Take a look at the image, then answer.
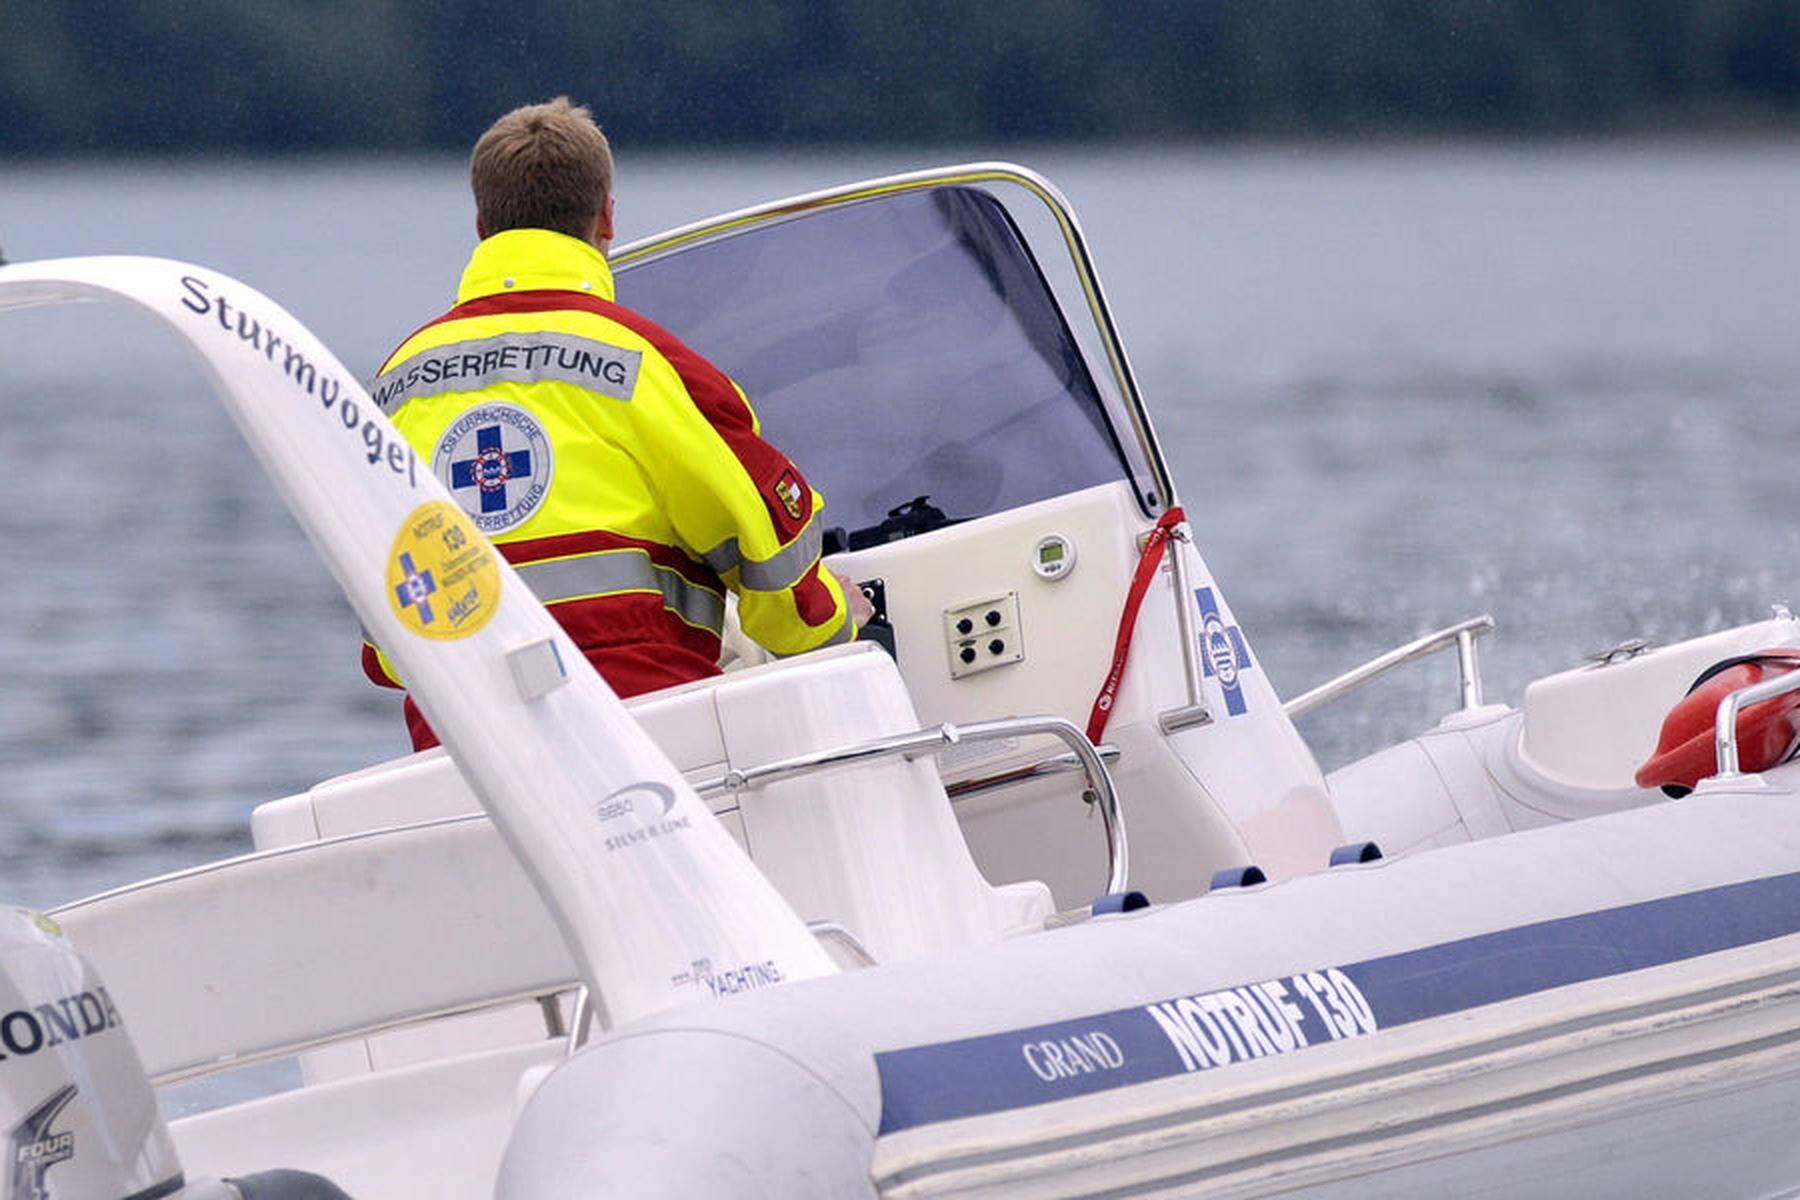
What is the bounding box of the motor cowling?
[0,906,182,1200]
[1635,650,1800,797]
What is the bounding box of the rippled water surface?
[3,144,1798,906]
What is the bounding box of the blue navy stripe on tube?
[875,870,1800,1135]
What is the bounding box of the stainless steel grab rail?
[806,920,878,970]
[694,716,1128,898]
[944,743,1119,800]
[1159,523,1214,734]
[1712,668,1800,779]
[1283,615,1496,720]
[566,986,593,1056]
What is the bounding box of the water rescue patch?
[433,403,554,534]
[387,501,500,641]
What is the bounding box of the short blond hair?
[470,97,613,240]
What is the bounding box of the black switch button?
[988,639,1006,655]
[985,609,1002,627]
[956,617,974,635]
[959,646,977,664]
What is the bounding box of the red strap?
[1086,507,1187,744]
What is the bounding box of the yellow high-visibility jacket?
[363,228,852,737]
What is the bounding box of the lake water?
[3,143,1798,907]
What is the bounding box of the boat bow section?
[500,783,1800,1199]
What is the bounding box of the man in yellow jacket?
[365,96,867,749]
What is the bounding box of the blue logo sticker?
[434,403,554,533]
[1195,587,1253,716]
[393,552,438,626]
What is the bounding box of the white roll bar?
[0,257,834,1032]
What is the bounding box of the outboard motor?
[0,908,350,1200]
[0,906,181,1200]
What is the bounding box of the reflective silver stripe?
[514,549,725,634]
[773,616,857,658]
[700,540,738,575]
[702,520,824,592]
[371,331,644,414]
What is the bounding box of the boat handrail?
[1283,615,1496,720]
[943,743,1120,800]
[1160,522,1215,734]
[1712,666,1800,779]
[693,716,1128,898]
[612,161,1176,517]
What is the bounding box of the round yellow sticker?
[387,501,501,640]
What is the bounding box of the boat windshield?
[616,186,1136,539]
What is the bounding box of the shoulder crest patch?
[773,468,805,523]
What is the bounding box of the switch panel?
[945,592,1023,679]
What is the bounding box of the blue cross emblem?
[1195,587,1254,717]
[394,552,438,625]
[450,424,534,515]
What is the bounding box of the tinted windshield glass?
[617,187,1132,534]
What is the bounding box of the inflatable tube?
[501,780,1800,1198]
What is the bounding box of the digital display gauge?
[1032,534,1076,581]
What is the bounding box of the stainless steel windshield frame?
[613,162,1177,517]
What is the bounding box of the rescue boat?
[4,164,1800,1199]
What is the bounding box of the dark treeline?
[2,0,1797,154]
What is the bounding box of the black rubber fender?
[226,1170,354,1200]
